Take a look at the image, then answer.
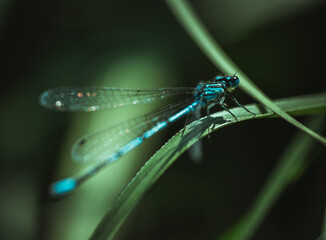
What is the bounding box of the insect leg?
[219,93,238,121]
[226,90,256,117]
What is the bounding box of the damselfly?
[40,75,255,197]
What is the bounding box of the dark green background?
[0,1,325,239]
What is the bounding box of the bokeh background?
[0,0,325,239]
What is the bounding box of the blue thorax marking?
[194,82,225,105]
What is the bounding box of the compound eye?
[230,76,240,88]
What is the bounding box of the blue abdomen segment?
[116,137,144,156]
[50,178,77,196]
[168,101,199,122]
[143,122,168,139]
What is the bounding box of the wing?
[39,87,194,112]
[71,97,194,162]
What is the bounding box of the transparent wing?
[72,97,195,162]
[39,87,194,112]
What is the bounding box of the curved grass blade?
[321,206,326,240]
[165,0,326,146]
[316,232,326,240]
[90,92,326,240]
[218,113,326,240]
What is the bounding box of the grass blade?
[165,0,326,146]
[218,114,326,240]
[90,93,326,240]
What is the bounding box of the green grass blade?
[165,0,326,146]
[90,93,326,240]
[218,114,326,240]
[321,206,326,240]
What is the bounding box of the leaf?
[165,0,326,146]
[218,114,326,240]
[90,93,326,240]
